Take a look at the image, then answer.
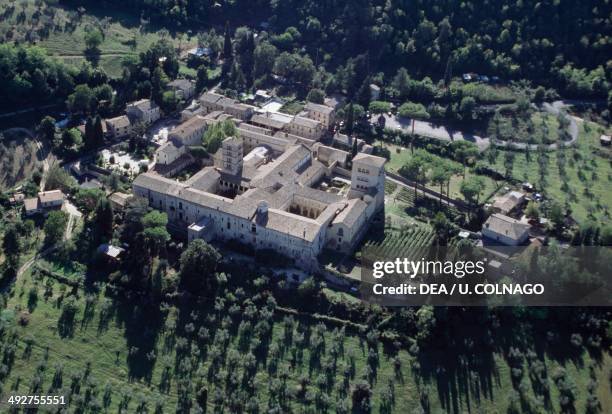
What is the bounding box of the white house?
[168,79,196,100]
[105,115,133,139]
[304,102,336,129]
[24,190,65,216]
[482,213,531,246]
[126,99,161,125]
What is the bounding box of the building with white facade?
[126,99,161,125]
[168,79,196,100]
[106,115,133,139]
[304,102,336,129]
[23,190,64,216]
[168,115,208,146]
[482,213,531,246]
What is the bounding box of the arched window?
[338,228,344,237]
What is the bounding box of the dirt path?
[0,104,60,119]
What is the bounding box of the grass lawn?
[279,101,305,115]
[383,143,501,203]
[492,120,611,224]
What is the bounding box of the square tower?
[350,152,387,209]
[219,136,243,175]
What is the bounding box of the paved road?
[380,114,491,151]
[376,100,579,151]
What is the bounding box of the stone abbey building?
[133,93,386,269]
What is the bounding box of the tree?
[74,188,105,215]
[160,90,179,113]
[196,65,208,93]
[3,225,21,271]
[141,211,170,256]
[93,115,105,147]
[93,199,114,243]
[179,239,221,292]
[292,55,315,87]
[67,84,95,114]
[356,78,371,109]
[44,211,68,246]
[450,141,479,176]
[32,68,50,98]
[503,151,516,178]
[399,157,426,199]
[345,102,355,136]
[61,128,82,150]
[549,202,564,233]
[432,212,453,245]
[369,101,391,114]
[84,117,95,150]
[534,86,546,103]
[37,116,56,142]
[460,176,484,206]
[525,202,540,220]
[351,380,372,413]
[306,88,325,104]
[45,165,77,193]
[459,96,477,120]
[221,21,233,78]
[84,29,103,51]
[222,21,233,60]
[398,102,430,120]
[253,42,278,79]
[430,162,451,204]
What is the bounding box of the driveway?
[62,201,82,240]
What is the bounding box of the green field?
[0,0,194,78]
[2,249,609,413]
[492,120,611,224]
[362,223,435,261]
[488,110,564,145]
[384,144,501,203]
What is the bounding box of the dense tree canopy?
[83,0,611,98]
[0,44,77,108]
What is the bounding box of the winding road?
[377,100,579,151]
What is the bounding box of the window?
[227,222,231,230]
[251,223,256,233]
[338,228,344,237]
[179,202,183,209]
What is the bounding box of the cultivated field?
[492,120,611,224]
[2,251,610,413]
[0,128,42,191]
[0,0,193,78]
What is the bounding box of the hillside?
[61,0,611,97]
[0,128,43,191]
